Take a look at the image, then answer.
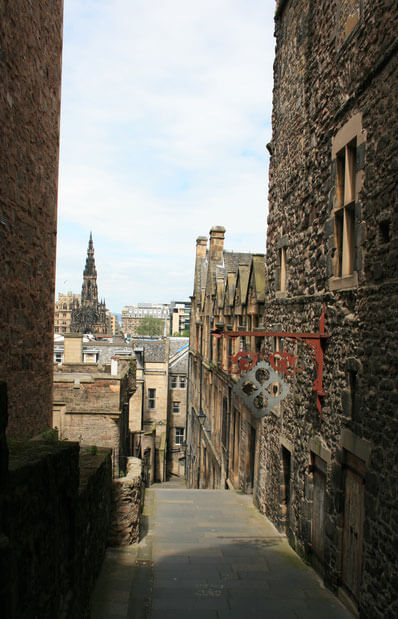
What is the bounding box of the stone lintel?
[341,429,372,466]
[309,436,332,464]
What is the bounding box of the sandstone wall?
[0,0,63,438]
[58,411,121,469]
[54,377,121,413]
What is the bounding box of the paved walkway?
[91,480,352,618]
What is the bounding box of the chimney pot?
[209,226,225,262]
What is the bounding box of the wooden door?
[233,410,240,487]
[342,452,365,602]
[312,455,327,573]
[280,447,291,531]
[246,425,256,493]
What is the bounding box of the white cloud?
[57,0,275,312]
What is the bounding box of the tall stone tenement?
[0,0,64,438]
[187,2,398,617]
[70,233,109,335]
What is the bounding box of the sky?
[56,0,276,314]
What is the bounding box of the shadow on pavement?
[91,536,353,619]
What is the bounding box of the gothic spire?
[70,232,108,335]
[83,231,97,278]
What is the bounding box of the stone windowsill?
[328,272,358,291]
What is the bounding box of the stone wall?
[262,2,398,616]
[54,376,121,413]
[53,364,136,474]
[0,0,63,438]
[109,457,144,545]
[2,440,112,618]
[72,447,113,617]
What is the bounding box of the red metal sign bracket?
[212,306,329,419]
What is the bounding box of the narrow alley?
[91,481,352,619]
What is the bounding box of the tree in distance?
[137,316,164,336]
[172,329,190,338]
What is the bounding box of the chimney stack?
[63,334,83,364]
[196,236,208,259]
[209,226,225,263]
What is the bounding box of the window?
[172,401,181,414]
[179,376,186,389]
[170,376,177,388]
[222,397,228,447]
[334,139,356,277]
[148,388,156,409]
[175,427,184,445]
[279,247,287,292]
[329,113,364,290]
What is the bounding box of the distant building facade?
[54,292,81,334]
[169,301,191,336]
[106,311,120,335]
[167,340,189,477]
[70,233,109,335]
[53,334,136,475]
[52,334,189,482]
[129,337,189,483]
[121,303,169,337]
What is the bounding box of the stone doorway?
[341,451,365,605]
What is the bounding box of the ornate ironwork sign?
[213,307,329,419]
[232,360,289,418]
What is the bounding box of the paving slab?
[91,481,353,618]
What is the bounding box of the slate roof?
[169,353,188,374]
[132,339,167,363]
[169,337,189,357]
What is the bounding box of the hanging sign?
[212,307,329,419]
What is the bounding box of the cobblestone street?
[91,480,352,618]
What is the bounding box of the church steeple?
[81,232,98,307]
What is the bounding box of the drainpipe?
[198,325,203,488]
[225,386,232,486]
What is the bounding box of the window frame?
[329,113,365,291]
[172,401,181,414]
[175,427,185,445]
[148,388,156,410]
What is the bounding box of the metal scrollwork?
[232,360,289,418]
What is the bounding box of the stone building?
[54,291,81,334]
[167,339,189,477]
[0,0,64,438]
[169,300,191,336]
[186,229,263,492]
[70,233,109,335]
[129,337,189,483]
[187,2,398,613]
[264,2,398,615]
[53,335,136,475]
[106,311,121,335]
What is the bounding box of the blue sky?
[56,0,276,314]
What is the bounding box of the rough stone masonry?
[0,0,64,437]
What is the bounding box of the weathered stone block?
[109,457,144,546]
